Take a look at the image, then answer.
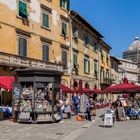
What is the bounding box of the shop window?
[60,0,70,11]
[62,50,67,67]
[61,19,67,37]
[84,58,90,74]
[42,11,50,29]
[18,0,29,18]
[18,37,27,57]
[42,44,49,62]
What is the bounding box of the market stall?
[12,68,63,123]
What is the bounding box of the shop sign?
[104,113,113,126]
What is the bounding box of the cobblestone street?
[0,109,105,140]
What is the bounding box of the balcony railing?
[0,52,63,72]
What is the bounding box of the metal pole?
[69,12,77,89]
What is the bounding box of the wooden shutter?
[60,0,63,7]
[88,60,90,74]
[62,51,67,66]
[19,38,27,57]
[67,0,70,11]
[84,59,86,73]
[43,45,49,61]
[43,13,49,28]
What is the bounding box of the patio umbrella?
[75,80,92,94]
[92,84,104,94]
[60,84,74,93]
[0,76,15,91]
[106,83,139,93]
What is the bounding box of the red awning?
[106,83,139,93]
[92,84,104,94]
[60,84,74,93]
[0,76,15,91]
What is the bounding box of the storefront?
[13,68,63,123]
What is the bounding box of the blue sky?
[71,0,140,57]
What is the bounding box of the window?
[18,0,29,18]
[18,37,27,57]
[60,0,70,11]
[106,53,109,65]
[94,63,98,79]
[42,11,50,29]
[100,68,104,83]
[62,50,67,67]
[84,35,89,46]
[84,58,90,74]
[61,19,67,36]
[93,42,97,51]
[106,70,109,78]
[73,53,78,68]
[42,44,49,62]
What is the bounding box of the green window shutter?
[84,59,86,73]
[19,38,27,57]
[94,63,97,74]
[43,45,49,62]
[100,69,102,82]
[60,0,63,7]
[73,54,77,67]
[62,51,67,66]
[62,22,67,36]
[67,0,70,11]
[19,1,29,17]
[88,60,90,73]
[42,13,49,28]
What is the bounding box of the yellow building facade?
[0,0,112,94]
[0,0,71,105]
[70,11,112,90]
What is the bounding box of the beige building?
[70,11,112,90]
[118,58,139,84]
[110,56,121,84]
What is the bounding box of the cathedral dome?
[128,37,140,51]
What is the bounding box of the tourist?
[85,98,91,121]
[73,93,79,115]
[59,98,65,123]
[65,95,71,119]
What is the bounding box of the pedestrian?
[73,93,79,115]
[59,98,65,123]
[85,98,91,121]
[65,95,71,119]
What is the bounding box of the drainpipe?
[69,12,77,89]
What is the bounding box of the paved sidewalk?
[0,108,107,140]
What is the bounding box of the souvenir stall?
[106,78,140,121]
[13,68,63,123]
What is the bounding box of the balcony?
[0,52,64,72]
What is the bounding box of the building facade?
[0,0,71,105]
[110,56,121,84]
[70,11,112,90]
[118,58,139,84]
[0,0,112,100]
[123,37,140,83]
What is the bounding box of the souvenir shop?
[13,68,63,123]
